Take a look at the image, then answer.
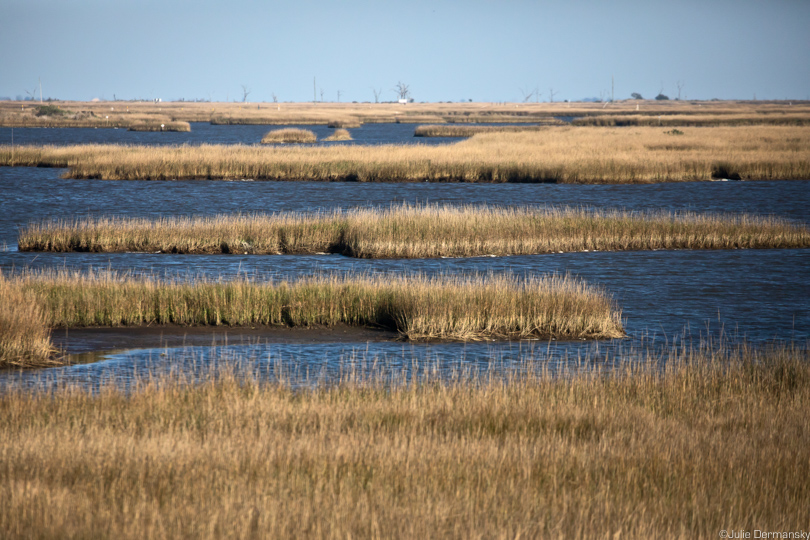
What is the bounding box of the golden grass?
[260,128,317,144]
[0,342,807,538]
[19,205,810,258]
[322,128,353,141]
[414,123,563,137]
[3,125,808,182]
[0,275,55,368]
[1,270,622,362]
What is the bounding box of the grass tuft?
[323,128,353,141]
[260,128,317,144]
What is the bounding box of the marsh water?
[1,123,808,389]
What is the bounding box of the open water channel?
[1,123,808,389]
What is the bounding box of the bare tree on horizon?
[394,81,411,101]
[241,85,251,103]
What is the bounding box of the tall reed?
[0,274,55,367]
[19,205,810,257]
[0,342,807,538]
[10,270,624,341]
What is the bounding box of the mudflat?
[50,324,400,356]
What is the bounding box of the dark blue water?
[0,122,459,146]
[1,132,808,389]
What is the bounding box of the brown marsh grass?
[260,128,317,144]
[322,128,353,141]
[414,123,563,137]
[0,270,622,365]
[0,275,55,367]
[3,125,808,182]
[19,205,810,258]
[0,103,191,130]
[0,341,808,538]
[327,118,362,128]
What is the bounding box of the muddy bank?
[50,324,400,356]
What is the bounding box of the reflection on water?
[1,333,685,393]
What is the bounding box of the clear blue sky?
[2,0,808,102]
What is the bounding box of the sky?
[1,0,809,103]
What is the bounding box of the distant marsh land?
[3,126,809,182]
[19,205,810,258]
[2,99,808,128]
[1,342,808,538]
[0,271,623,367]
[414,124,562,137]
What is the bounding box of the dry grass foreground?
[0,271,623,367]
[19,205,810,258]
[1,343,808,538]
[2,126,809,182]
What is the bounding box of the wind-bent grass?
[19,205,810,258]
[322,128,353,141]
[1,342,808,538]
[3,271,623,354]
[2,126,809,182]
[260,128,317,144]
[414,123,562,137]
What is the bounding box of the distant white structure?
[398,99,408,104]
